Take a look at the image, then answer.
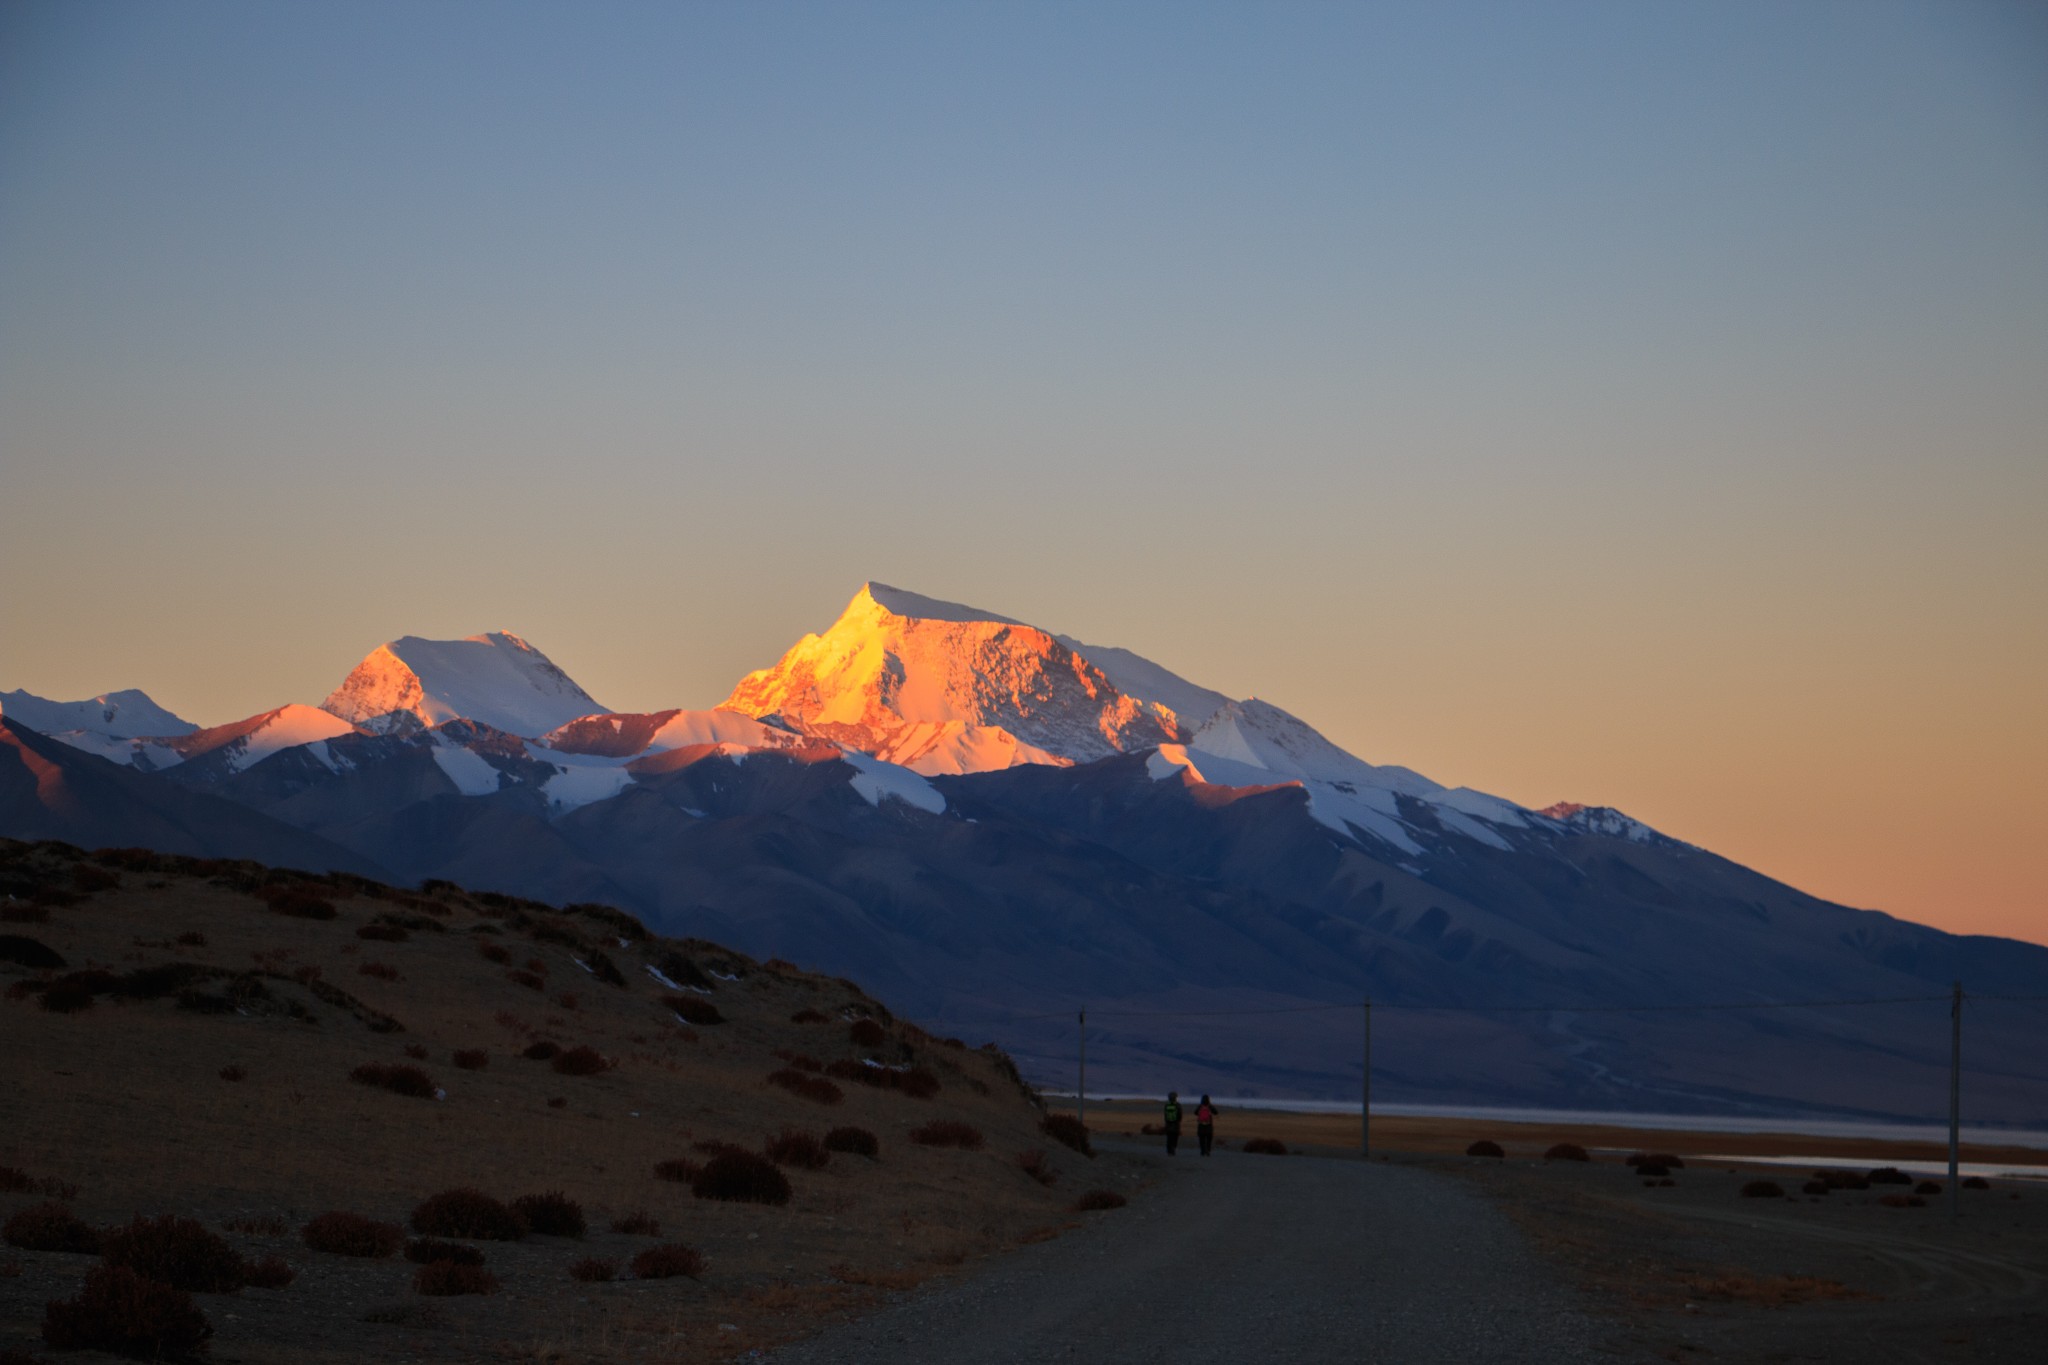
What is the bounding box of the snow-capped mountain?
[0,688,195,739]
[321,631,608,737]
[719,584,1184,775]
[48,703,360,776]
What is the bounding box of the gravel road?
[772,1141,1598,1364]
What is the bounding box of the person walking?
[1196,1094,1217,1156]
[1162,1091,1183,1155]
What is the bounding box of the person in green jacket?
[1162,1091,1183,1155]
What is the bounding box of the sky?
[2,1,2043,945]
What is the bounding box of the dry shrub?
[1635,1162,1671,1178]
[1812,1168,1869,1191]
[1741,1180,1786,1199]
[1802,1180,1831,1195]
[41,1263,213,1357]
[410,1188,525,1241]
[765,1129,830,1170]
[39,978,95,1013]
[176,931,206,947]
[1868,1166,1912,1185]
[218,1065,247,1083]
[1242,1138,1288,1156]
[569,1256,617,1282]
[511,1192,585,1238]
[1465,1139,1505,1159]
[356,923,407,942]
[1544,1143,1590,1162]
[0,935,63,970]
[908,1120,983,1150]
[414,1261,499,1295]
[546,1097,566,1109]
[358,962,399,981]
[260,886,336,920]
[691,1151,792,1206]
[774,1050,824,1072]
[242,1255,295,1289]
[826,1059,941,1099]
[554,991,579,1011]
[452,1049,488,1071]
[1626,1152,1685,1169]
[505,969,544,991]
[302,1211,403,1258]
[1914,1180,1943,1195]
[350,1062,437,1098]
[223,1215,288,1236]
[824,1126,880,1158]
[790,1008,827,1024]
[629,1244,705,1279]
[1879,1193,1927,1209]
[848,1018,886,1047]
[550,1044,609,1076]
[1042,1114,1093,1157]
[71,864,120,893]
[1016,1149,1057,1187]
[403,1043,430,1060]
[767,1068,844,1105]
[405,1238,485,1266]
[1073,1189,1127,1211]
[1963,1176,1991,1190]
[1684,1273,1867,1306]
[669,997,723,1026]
[653,1158,702,1184]
[4,1202,99,1254]
[0,1167,31,1193]
[101,1214,246,1293]
[522,1040,559,1061]
[609,1212,660,1236]
[477,941,511,965]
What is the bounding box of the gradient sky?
[3,2,2044,945]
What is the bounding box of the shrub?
[774,1050,824,1072]
[1042,1114,1093,1157]
[1915,1179,1943,1195]
[569,1256,617,1282]
[452,1049,488,1071]
[477,942,511,964]
[653,1158,702,1184]
[848,1019,886,1047]
[1544,1143,1590,1162]
[1242,1138,1288,1156]
[4,1202,99,1254]
[1465,1139,1505,1159]
[629,1244,705,1279]
[547,1097,566,1109]
[71,864,119,894]
[691,1152,792,1206]
[791,1008,827,1024]
[414,1261,499,1295]
[261,887,337,920]
[1626,1152,1685,1169]
[1635,1162,1671,1178]
[39,978,96,1013]
[609,1212,659,1236]
[41,1263,213,1357]
[358,962,399,982]
[511,1192,585,1238]
[1741,1181,1786,1199]
[522,1040,559,1061]
[219,1065,247,1083]
[908,1121,983,1150]
[356,923,407,942]
[176,931,206,947]
[1073,1189,1127,1211]
[669,997,723,1026]
[0,1166,30,1193]
[302,1212,403,1258]
[825,1059,942,1099]
[100,1214,246,1293]
[403,1043,430,1060]
[1016,1149,1057,1187]
[405,1238,484,1266]
[1812,1169,1869,1191]
[223,1215,287,1235]
[505,969,545,991]
[1878,1193,1927,1209]
[242,1256,295,1289]
[824,1126,880,1158]
[411,1189,524,1241]
[765,1129,830,1170]
[767,1069,844,1105]
[550,1045,609,1076]
[0,935,63,971]
[1802,1180,1831,1195]
[350,1063,437,1098]
[1963,1176,1991,1190]
[1868,1166,1912,1185]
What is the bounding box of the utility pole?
[1948,981,1962,1221]
[1361,997,1372,1158]
[1077,1008,1087,1131]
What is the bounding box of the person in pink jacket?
[1195,1094,1218,1156]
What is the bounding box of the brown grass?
[358,961,400,981]
[767,1068,844,1105]
[41,1263,214,1356]
[629,1243,705,1279]
[1041,1113,1092,1156]
[765,1128,831,1170]
[100,1213,247,1292]
[3,1201,99,1254]
[909,1120,984,1150]
[410,1188,525,1241]
[1016,1149,1058,1186]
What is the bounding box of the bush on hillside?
[669,997,723,1027]
[824,1126,880,1158]
[521,1040,559,1061]
[691,1152,791,1206]
[358,962,400,982]
[405,1239,484,1266]
[764,1129,830,1170]
[908,1121,983,1150]
[608,1212,660,1236]
[1868,1167,1912,1185]
[1242,1138,1288,1156]
[629,1244,705,1280]
[301,1212,403,1258]
[410,1189,524,1241]
[790,1008,828,1024]
[349,1063,437,1098]
[1041,1114,1093,1157]
[653,1158,702,1184]
[1741,1181,1786,1199]
[1544,1143,1590,1162]
[848,1019,886,1047]
[259,887,336,920]
[569,1256,617,1282]
[1915,1180,1943,1195]
[1465,1140,1505,1158]
[1963,1176,1991,1190]
[452,1049,488,1071]
[767,1069,843,1105]
[218,1065,248,1082]
[100,1214,246,1293]
[510,1192,584,1238]
[1626,1152,1685,1169]
[4,1202,100,1255]
[1073,1190,1127,1211]
[550,1045,609,1077]
[1016,1149,1057,1187]
[41,1264,213,1357]
[241,1255,296,1289]
[1878,1193,1926,1208]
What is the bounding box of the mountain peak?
[720,584,1179,774]
[0,687,197,739]
[321,632,607,737]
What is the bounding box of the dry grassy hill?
[0,838,1120,1363]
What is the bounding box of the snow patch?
[430,743,502,796]
[841,749,946,814]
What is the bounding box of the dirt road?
[771,1140,1598,1364]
